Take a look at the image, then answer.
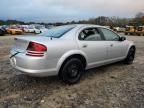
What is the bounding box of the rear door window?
[79,28,104,41]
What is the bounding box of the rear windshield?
[39,25,75,38]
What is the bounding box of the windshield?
[39,25,75,38]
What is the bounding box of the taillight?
[26,42,47,57]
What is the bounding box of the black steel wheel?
[60,58,84,84]
[124,47,135,64]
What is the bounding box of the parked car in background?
[10,24,136,84]
[136,26,144,36]
[16,25,26,32]
[114,27,125,32]
[24,26,41,34]
[0,26,6,36]
[36,27,48,33]
[125,26,136,35]
[6,27,23,35]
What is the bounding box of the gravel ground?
[0,34,144,108]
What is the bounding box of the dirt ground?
[0,34,144,108]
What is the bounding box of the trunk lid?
[13,36,53,52]
[14,38,29,52]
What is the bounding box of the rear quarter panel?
[42,40,79,70]
[53,41,76,56]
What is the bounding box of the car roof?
[71,24,105,27]
[59,24,111,39]
[60,24,109,30]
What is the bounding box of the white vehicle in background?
[24,26,41,34]
[36,27,48,33]
[114,27,125,32]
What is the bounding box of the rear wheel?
[59,58,84,84]
[124,47,135,64]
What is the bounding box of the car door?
[77,27,107,68]
[100,28,128,61]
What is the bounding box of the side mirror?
[119,36,126,41]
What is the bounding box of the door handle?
[82,44,88,48]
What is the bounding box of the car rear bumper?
[12,64,57,77]
[10,49,58,77]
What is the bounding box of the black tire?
[130,33,133,35]
[59,58,84,84]
[124,47,135,64]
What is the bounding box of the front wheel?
[59,58,84,84]
[124,47,135,64]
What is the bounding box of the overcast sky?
[0,0,144,22]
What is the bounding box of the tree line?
[0,12,144,27]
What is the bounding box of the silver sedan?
[10,24,136,84]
